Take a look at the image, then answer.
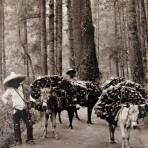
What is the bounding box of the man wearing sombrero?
[1,72,34,145]
[66,68,77,80]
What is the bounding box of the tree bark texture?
[72,0,100,81]
[139,0,148,85]
[40,0,48,75]
[55,0,62,75]
[0,0,4,82]
[72,0,82,71]
[48,0,55,75]
[127,0,145,85]
[67,0,75,69]
[2,1,5,80]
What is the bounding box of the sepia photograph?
[0,0,147,147]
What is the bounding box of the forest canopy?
[0,0,147,87]
[0,0,147,146]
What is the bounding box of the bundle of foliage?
[116,80,147,98]
[30,76,101,107]
[69,80,102,106]
[95,78,148,122]
[102,77,125,90]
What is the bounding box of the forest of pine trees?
[0,0,147,86]
[0,0,147,146]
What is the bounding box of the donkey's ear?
[126,103,130,108]
[139,104,146,107]
[145,100,148,105]
[122,103,129,108]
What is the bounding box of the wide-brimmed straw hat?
[66,68,76,75]
[3,72,26,88]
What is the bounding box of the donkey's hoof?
[43,134,48,138]
[110,141,116,144]
[87,121,93,124]
[54,134,59,140]
[69,125,73,129]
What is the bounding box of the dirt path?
[14,108,148,148]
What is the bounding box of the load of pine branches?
[30,75,101,107]
[94,77,148,122]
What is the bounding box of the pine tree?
[0,0,4,82]
[80,0,100,81]
[72,0,82,71]
[139,0,148,85]
[48,0,55,75]
[72,0,100,81]
[127,0,145,84]
[40,0,48,75]
[67,0,75,68]
[55,0,62,75]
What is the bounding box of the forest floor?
[13,108,148,148]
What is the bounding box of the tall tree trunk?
[0,0,4,83]
[2,1,5,80]
[55,0,62,75]
[122,6,128,78]
[127,0,145,85]
[109,57,112,75]
[146,0,148,25]
[126,59,129,79]
[73,0,100,81]
[18,0,35,82]
[117,4,124,78]
[125,4,131,79]
[67,0,75,69]
[2,3,6,79]
[72,0,82,73]
[40,0,48,75]
[54,0,58,74]
[96,0,100,64]
[139,0,148,85]
[113,1,119,77]
[22,0,29,84]
[135,0,141,44]
[48,0,55,75]
[115,60,119,77]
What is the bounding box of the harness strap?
[115,107,123,122]
[14,88,27,104]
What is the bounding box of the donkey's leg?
[51,112,58,139]
[109,123,116,144]
[40,112,44,127]
[120,124,126,148]
[74,106,80,120]
[43,112,49,138]
[87,106,93,124]
[58,111,62,124]
[126,128,131,148]
[67,107,74,129]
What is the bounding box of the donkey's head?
[40,88,51,104]
[40,88,56,110]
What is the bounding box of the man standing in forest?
[66,68,77,80]
[66,68,80,120]
[1,72,34,146]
